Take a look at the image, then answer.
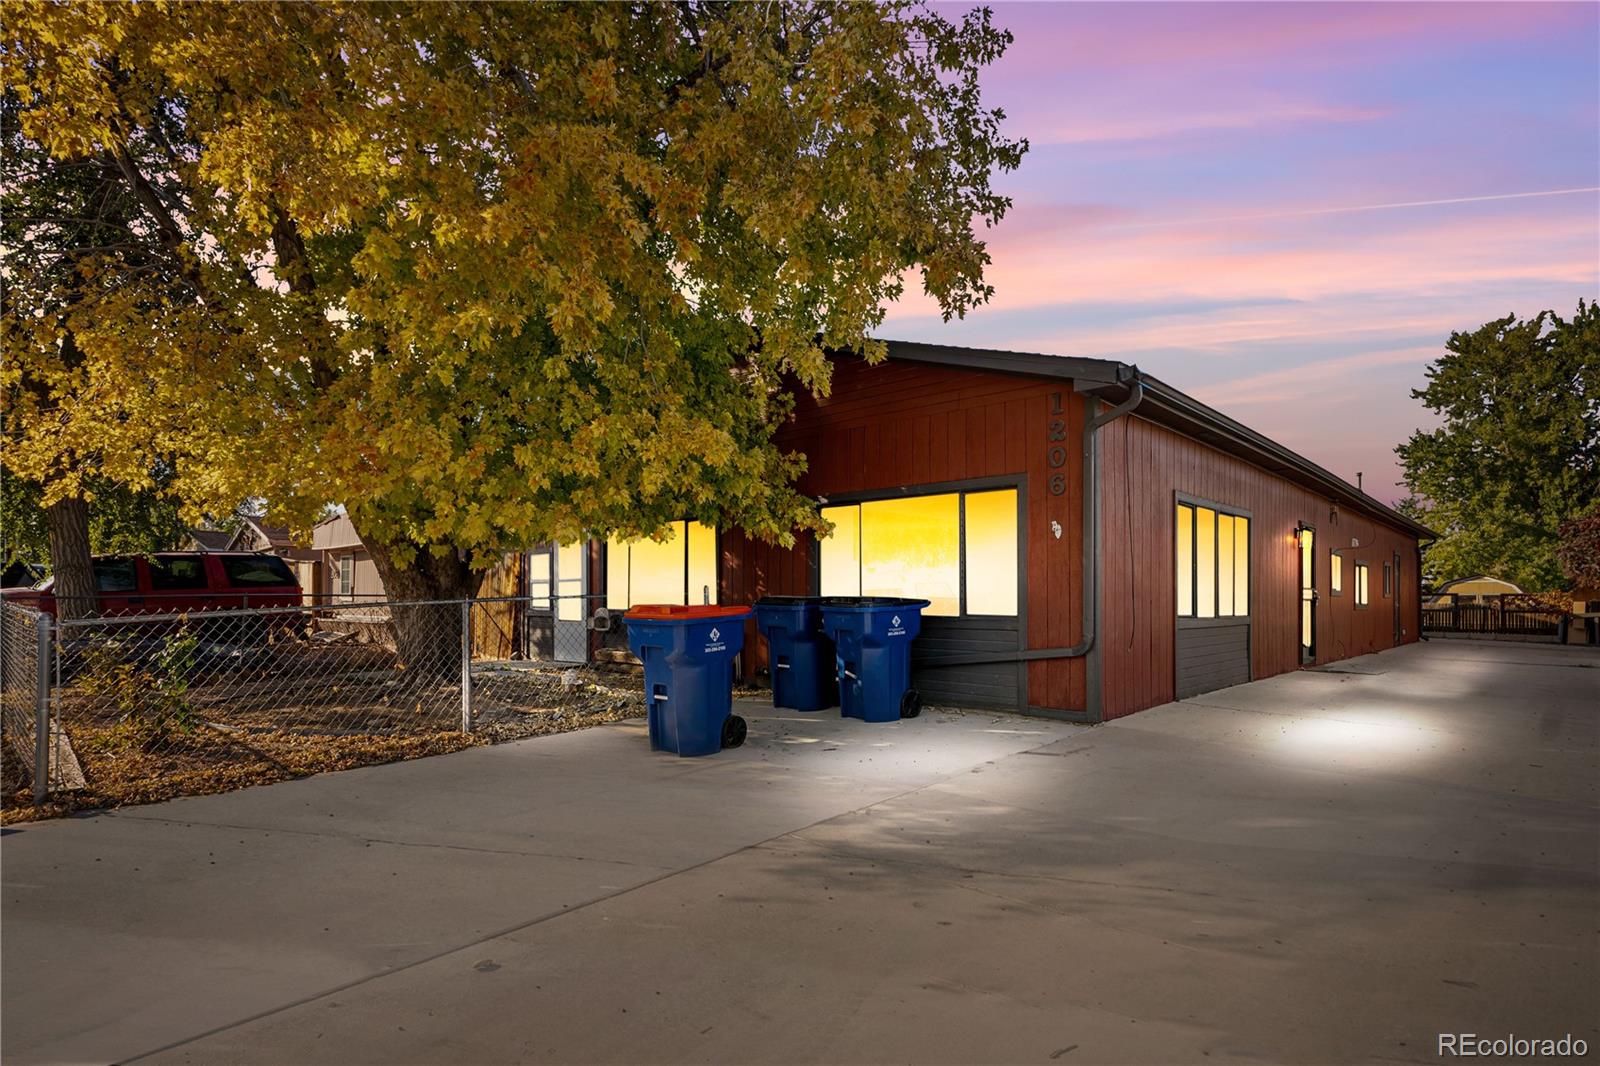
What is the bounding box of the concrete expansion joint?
[109,814,671,869]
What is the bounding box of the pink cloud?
[976,2,1590,76]
[1038,101,1388,146]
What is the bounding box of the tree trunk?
[360,534,485,680]
[45,494,96,620]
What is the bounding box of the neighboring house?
[189,518,319,591]
[1425,575,1524,605]
[310,514,386,602]
[493,340,1434,723]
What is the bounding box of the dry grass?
[0,669,649,824]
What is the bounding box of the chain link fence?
[1,595,647,815]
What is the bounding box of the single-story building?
[493,341,1435,723]
[310,514,386,603]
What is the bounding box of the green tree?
[0,87,207,615]
[1397,301,1600,591]
[1,473,186,565]
[4,3,1025,667]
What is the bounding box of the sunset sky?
[881,2,1600,503]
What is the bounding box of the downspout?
[918,369,1146,669]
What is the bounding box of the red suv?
[4,552,303,617]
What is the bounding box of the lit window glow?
[819,505,861,597]
[605,522,717,608]
[862,494,960,616]
[1176,504,1194,615]
[819,489,1020,618]
[964,490,1019,616]
[1176,502,1248,619]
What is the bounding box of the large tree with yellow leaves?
[3,2,1024,660]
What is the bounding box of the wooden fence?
[1421,593,1567,637]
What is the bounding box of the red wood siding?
[720,355,1091,713]
[1097,415,1422,720]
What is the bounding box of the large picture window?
[819,488,1019,618]
[1176,501,1250,619]
[605,522,717,608]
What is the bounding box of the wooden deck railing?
[1420,593,1567,636]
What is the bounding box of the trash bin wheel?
[721,714,748,749]
[899,689,922,719]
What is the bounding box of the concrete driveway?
[3,639,1596,1065]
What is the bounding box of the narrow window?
[1330,552,1343,595]
[1195,507,1217,618]
[818,505,861,597]
[555,541,585,621]
[1217,514,1236,616]
[602,522,717,608]
[604,536,629,609]
[1355,563,1370,607]
[964,489,1019,615]
[1382,561,1392,598]
[1233,516,1249,615]
[687,522,718,606]
[338,554,353,598]
[861,494,960,616]
[1176,504,1194,617]
[528,549,552,611]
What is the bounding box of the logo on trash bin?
[891,615,901,627]
[709,627,721,641]
[705,625,726,653]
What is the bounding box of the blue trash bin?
[624,604,754,757]
[753,597,838,712]
[819,597,931,723]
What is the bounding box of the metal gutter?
[916,368,1146,678]
[1122,375,1438,541]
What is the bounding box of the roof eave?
[1084,375,1438,541]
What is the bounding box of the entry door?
[1298,526,1317,664]
[1392,550,1403,645]
[553,541,589,663]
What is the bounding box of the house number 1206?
[1048,393,1067,495]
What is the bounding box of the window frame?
[603,522,720,610]
[337,553,354,598]
[1330,551,1343,596]
[1354,561,1370,608]
[1175,493,1252,625]
[1382,560,1392,598]
[809,475,1026,621]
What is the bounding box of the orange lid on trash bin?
[624,604,752,621]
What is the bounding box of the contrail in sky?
[1111,186,1600,230]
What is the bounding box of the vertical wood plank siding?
[1097,414,1422,720]
[719,355,1091,714]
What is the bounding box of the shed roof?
[186,528,234,551]
[879,339,1438,541]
